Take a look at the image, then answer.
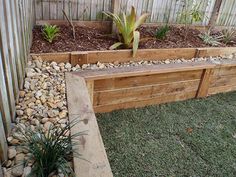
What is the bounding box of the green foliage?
[179,0,204,25]
[155,25,170,40]
[103,6,149,57]
[199,30,223,46]
[43,25,60,43]
[18,121,83,177]
[179,0,205,40]
[221,28,236,44]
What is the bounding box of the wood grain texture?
[196,68,214,98]
[93,79,200,106]
[94,70,203,91]
[66,72,113,177]
[94,91,196,113]
[77,61,215,80]
[0,112,8,162]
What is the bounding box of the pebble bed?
[2,54,235,177]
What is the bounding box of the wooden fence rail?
[34,0,236,27]
[0,0,35,162]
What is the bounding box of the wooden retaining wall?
[66,59,236,177]
[0,0,35,162]
[75,60,236,113]
[31,47,236,66]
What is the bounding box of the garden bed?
[30,21,236,66]
[31,23,235,54]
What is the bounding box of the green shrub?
[18,121,83,177]
[103,6,149,57]
[155,25,170,40]
[43,25,60,43]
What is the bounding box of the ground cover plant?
[17,121,82,177]
[97,91,236,177]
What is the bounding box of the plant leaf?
[134,13,149,31]
[133,31,140,57]
[109,42,123,50]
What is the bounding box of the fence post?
[208,0,223,27]
[111,0,120,33]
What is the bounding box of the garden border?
[66,59,236,177]
[31,47,236,66]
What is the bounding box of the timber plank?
[94,70,203,91]
[210,75,236,88]
[209,85,236,95]
[87,48,197,63]
[66,73,113,177]
[31,52,71,63]
[77,61,215,80]
[94,91,196,113]
[93,80,200,106]
[198,47,236,58]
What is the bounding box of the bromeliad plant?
[103,7,149,57]
[43,24,60,43]
[18,121,84,177]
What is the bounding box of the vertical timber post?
[111,0,120,33]
[86,80,94,106]
[208,0,223,27]
[196,68,214,98]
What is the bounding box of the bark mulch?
[30,25,232,53]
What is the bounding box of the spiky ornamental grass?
[18,120,84,177]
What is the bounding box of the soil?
[30,25,232,53]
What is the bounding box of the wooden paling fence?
[0,0,35,162]
[35,0,236,27]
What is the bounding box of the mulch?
[30,25,232,53]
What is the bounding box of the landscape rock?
[15,153,25,164]
[44,121,53,130]
[8,147,17,159]
[11,164,24,176]
[23,166,31,177]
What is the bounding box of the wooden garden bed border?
[31,47,236,66]
[66,59,236,177]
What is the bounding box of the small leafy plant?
[179,0,204,40]
[18,121,83,177]
[199,30,223,46]
[103,6,149,57]
[155,25,170,40]
[43,24,60,43]
[221,28,236,44]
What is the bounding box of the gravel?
[2,54,235,176]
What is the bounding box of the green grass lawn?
[97,92,236,177]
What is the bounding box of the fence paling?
[34,0,236,27]
[0,0,34,161]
